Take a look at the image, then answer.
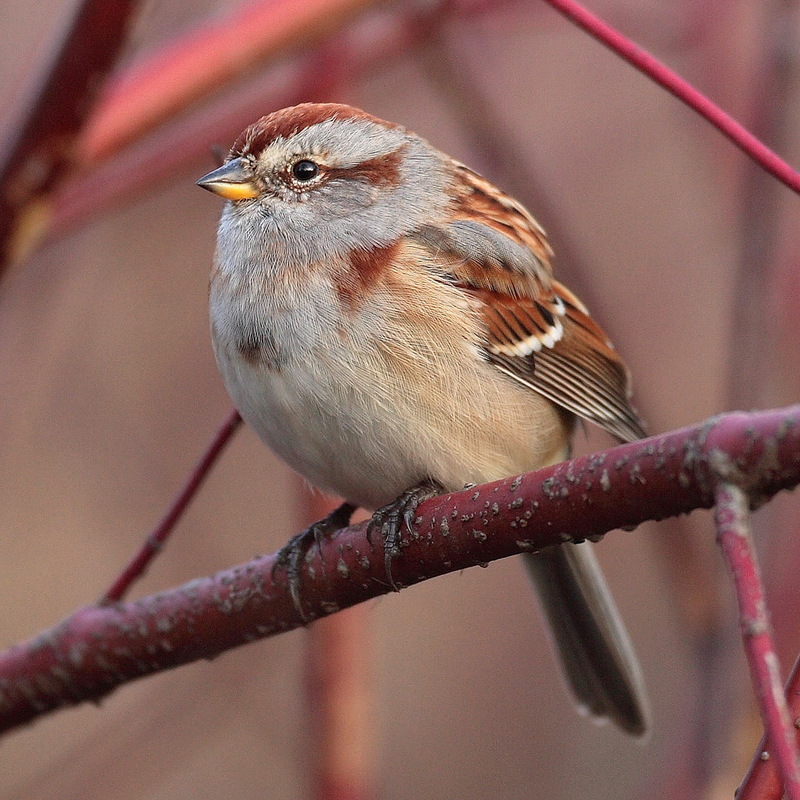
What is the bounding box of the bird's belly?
[219,358,426,509]
[215,340,570,512]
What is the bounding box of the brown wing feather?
[453,165,554,270]
[427,164,645,443]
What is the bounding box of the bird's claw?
[366,480,442,591]
[272,501,356,621]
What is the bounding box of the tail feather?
[523,544,650,737]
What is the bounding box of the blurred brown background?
[0,0,799,798]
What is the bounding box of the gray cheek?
[271,148,451,260]
[313,181,378,220]
[285,179,444,257]
[265,185,391,259]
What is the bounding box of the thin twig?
[541,0,800,193]
[715,482,800,800]
[49,0,800,244]
[738,652,800,799]
[722,6,799,796]
[100,409,242,603]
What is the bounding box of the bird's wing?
[413,163,645,443]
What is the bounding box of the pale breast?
[211,265,571,510]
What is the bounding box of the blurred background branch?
[0,0,142,270]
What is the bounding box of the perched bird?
[198,102,649,736]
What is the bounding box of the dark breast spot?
[234,328,283,370]
[236,336,262,366]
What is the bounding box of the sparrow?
[197,102,649,736]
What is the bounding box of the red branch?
[542,0,800,193]
[739,652,800,800]
[715,483,800,800]
[0,406,798,736]
[44,0,800,242]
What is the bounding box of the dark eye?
[291,160,319,182]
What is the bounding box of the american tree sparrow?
[198,103,649,736]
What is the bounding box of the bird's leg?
[366,480,443,591]
[273,501,357,620]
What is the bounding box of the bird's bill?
[196,158,260,200]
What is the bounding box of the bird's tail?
[522,543,650,737]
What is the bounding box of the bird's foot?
[272,501,356,621]
[366,480,442,591]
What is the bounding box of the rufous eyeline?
[198,102,650,736]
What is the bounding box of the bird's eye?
[291,160,319,182]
